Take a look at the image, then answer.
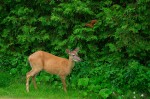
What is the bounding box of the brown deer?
[26,48,81,92]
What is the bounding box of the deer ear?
[66,49,70,54]
[74,48,79,52]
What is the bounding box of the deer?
[26,48,81,92]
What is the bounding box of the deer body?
[26,48,81,92]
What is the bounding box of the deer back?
[29,51,71,76]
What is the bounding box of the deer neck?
[68,56,75,69]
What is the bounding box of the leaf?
[21,25,30,33]
[107,43,117,52]
[78,78,89,87]
[2,29,10,37]
[50,14,62,22]
[99,88,112,99]
[10,68,17,74]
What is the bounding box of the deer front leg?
[60,75,67,92]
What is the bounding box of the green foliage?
[0,0,150,97]
[0,71,12,87]
[78,77,89,87]
[99,88,112,99]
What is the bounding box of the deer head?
[66,48,81,62]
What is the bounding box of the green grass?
[1,83,149,99]
[0,71,98,99]
[0,71,149,99]
[0,83,91,99]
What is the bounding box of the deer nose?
[73,56,81,62]
[76,57,82,62]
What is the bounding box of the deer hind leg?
[32,75,37,89]
[26,69,41,92]
[26,70,33,92]
[60,75,67,92]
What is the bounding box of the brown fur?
[26,48,81,92]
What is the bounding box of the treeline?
[0,0,150,98]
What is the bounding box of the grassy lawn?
[0,72,149,99]
[0,82,99,99]
[0,71,98,99]
[0,83,87,99]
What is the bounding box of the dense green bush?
[0,71,12,87]
[0,0,150,97]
